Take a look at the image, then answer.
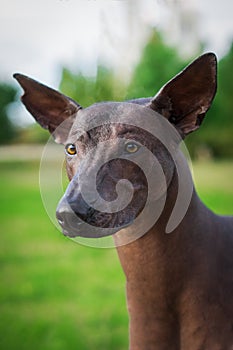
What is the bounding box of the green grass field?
[0,156,232,350]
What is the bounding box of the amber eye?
[125,142,140,154]
[65,144,77,156]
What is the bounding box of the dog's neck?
[116,169,215,349]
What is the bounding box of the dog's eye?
[65,144,77,156]
[125,142,140,154]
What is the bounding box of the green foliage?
[59,65,126,107]
[185,44,233,159]
[217,43,233,127]
[59,67,96,107]
[126,30,187,99]
[0,84,17,144]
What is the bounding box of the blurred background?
[1,1,233,349]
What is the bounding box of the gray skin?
[14,53,233,349]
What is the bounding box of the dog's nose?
[56,196,92,237]
[56,200,72,227]
[56,194,95,226]
[56,208,66,226]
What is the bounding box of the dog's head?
[14,53,217,239]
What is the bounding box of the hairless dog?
[14,53,233,349]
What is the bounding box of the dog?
[14,52,233,349]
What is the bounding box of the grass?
[0,157,232,350]
[0,161,127,350]
[192,160,233,215]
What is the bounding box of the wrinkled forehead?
[70,102,145,136]
[68,101,180,145]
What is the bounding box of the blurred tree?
[185,43,233,159]
[126,29,187,99]
[59,68,96,107]
[217,43,233,127]
[0,84,17,144]
[60,64,125,107]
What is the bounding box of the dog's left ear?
[148,53,217,137]
[13,73,82,143]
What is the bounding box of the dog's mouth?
[61,223,132,239]
[58,217,134,239]
[56,203,135,239]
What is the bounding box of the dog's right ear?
[13,74,82,144]
[147,53,217,137]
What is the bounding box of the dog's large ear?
[13,74,82,143]
[148,53,217,137]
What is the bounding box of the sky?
[1,0,233,124]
